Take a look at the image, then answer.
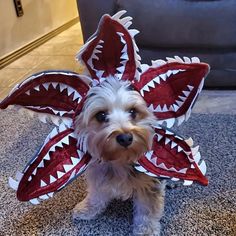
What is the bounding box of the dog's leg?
[72,187,111,221]
[132,180,165,236]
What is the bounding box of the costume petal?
[0,70,90,126]
[77,10,140,83]
[134,125,208,186]
[8,123,92,204]
[133,57,210,128]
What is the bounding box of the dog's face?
[75,77,155,163]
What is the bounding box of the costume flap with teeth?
[76,10,140,82]
[0,71,89,120]
[8,124,92,203]
[135,126,208,186]
[133,58,210,128]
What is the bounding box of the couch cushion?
[116,0,236,49]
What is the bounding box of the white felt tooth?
[177,146,183,152]
[177,115,185,126]
[147,80,155,88]
[39,194,49,200]
[40,180,47,187]
[112,10,127,20]
[96,44,103,49]
[136,54,141,61]
[91,54,99,60]
[57,171,65,178]
[38,114,48,123]
[172,104,179,112]
[155,105,162,112]
[32,168,37,176]
[115,73,123,80]
[96,70,104,78]
[94,48,102,54]
[120,36,126,44]
[58,83,67,92]
[48,192,54,198]
[165,138,171,145]
[140,64,149,72]
[183,56,191,63]
[116,65,125,73]
[120,16,133,25]
[28,176,32,181]
[38,160,44,168]
[51,82,58,89]
[159,73,167,81]
[157,163,167,170]
[15,171,23,181]
[153,76,160,84]
[172,70,180,75]
[134,165,148,173]
[178,95,187,102]
[165,130,174,135]
[183,180,193,186]
[140,89,144,97]
[49,175,57,183]
[150,156,158,165]
[166,70,172,77]
[185,137,194,147]
[25,90,30,95]
[67,87,74,96]
[191,164,195,169]
[171,141,178,149]
[58,111,66,116]
[121,44,127,53]
[43,83,50,90]
[128,29,139,37]
[68,169,76,181]
[194,152,201,164]
[166,57,177,63]
[121,53,129,60]
[145,150,154,160]
[176,100,184,107]
[59,123,67,133]
[146,172,157,177]
[174,56,184,63]
[51,116,60,126]
[165,118,175,128]
[142,84,150,92]
[71,157,80,166]
[156,134,163,142]
[191,57,200,63]
[73,92,81,102]
[50,127,58,139]
[61,136,69,145]
[191,146,199,156]
[162,104,168,112]
[9,177,19,190]
[34,85,40,91]
[148,104,154,111]
[30,198,40,205]
[151,59,166,67]
[187,85,194,91]
[77,150,84,159]
[182,90,190,97]
[124,21,132,29]
[63,164,74,172]
[171,177,180,181]
[198,160,207,175]
[178,168,188,174]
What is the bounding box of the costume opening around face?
[0,10,210,204]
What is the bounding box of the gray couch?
[77,0,236,88]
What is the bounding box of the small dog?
[73,77,165,235]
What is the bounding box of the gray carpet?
[0,108,235,236]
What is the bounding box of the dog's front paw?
[72,200,101,221]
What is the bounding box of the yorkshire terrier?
[73,77,165,236]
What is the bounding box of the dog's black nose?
[116,133,133,147]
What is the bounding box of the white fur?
[73,77,165,235]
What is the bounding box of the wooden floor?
[0,23,235,114]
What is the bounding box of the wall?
[0,0,78,58]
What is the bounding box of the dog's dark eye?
[95,111,108,123]
[129,108,137,119]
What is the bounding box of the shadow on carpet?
[0,109,235,236]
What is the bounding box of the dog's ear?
[135,125,208,186]
[76,10,141,83]
[0,71,90,126]
[133,57,210,128]
[8,124,92,204]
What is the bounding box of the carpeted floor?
[0,108,235,236]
